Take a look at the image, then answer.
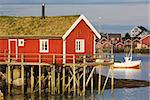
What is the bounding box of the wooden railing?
[0,52,114,64]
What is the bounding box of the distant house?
[131,26,149,37]
[102,41,112,48]
[0,15,101,63]
[132,38,141,49]
[99,37,107,44]
[115,42,124,49]
[124,39,131,48]
[108,33,122,44]
[141,35,150,49]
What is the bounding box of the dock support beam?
[31,66,34,93]
[39,55,41,95]
[21,54,24,94]
[98,65,101,95]
[83,65,86,96]
[111,65,114,94]
[73,66,76,96]
[7,65,11,94]
[62,66,65,95]
[48,72,51,93]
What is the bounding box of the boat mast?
[130,30,133,59]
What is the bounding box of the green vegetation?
[0,15,79,36]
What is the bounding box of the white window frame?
[75,39,85,53]
[40,39,49,53]
[18,39,24,46]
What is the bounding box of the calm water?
[101,53,150,81]
[8,53,150,100]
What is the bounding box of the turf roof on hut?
[0,15,79,37]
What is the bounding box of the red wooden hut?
[0,15,101,63]
[141,35,150,49]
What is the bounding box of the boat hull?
[114,60,141,69]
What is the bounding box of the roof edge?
[62,14,101,40]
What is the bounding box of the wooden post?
[73,66,76,96]
[62,66,65,95]
[39,54,41,95]
[77,71,80,95]
[111,65,114,94]
[98,65,101,95]
[21,54,24,94]
[57,72,60,94]
[83,65,86,96]
[7,53,11,94]
[91,68,93,94]
[102,68,111,94]
[51,55,56,94]
[48,72,51,93]
[31,66,34,93]
[68,74,71,94]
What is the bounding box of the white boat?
[114,31,141,69]
[114,57,141,69]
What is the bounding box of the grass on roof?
[0,15,79,36]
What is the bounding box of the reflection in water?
[113,69,141,79]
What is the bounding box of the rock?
[12,68,21,80]
[12,78,23,86]
[0,90,4,100]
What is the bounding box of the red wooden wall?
[66,20,94,55]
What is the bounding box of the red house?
[108,33,122,44]
[115,42,124,48]
[132,38,140,48]
[0,15,101,63]
[124,39,131,48]
[141,35,150,49]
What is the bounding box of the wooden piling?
[91,69,93,94]
[48,72,51,93]
[57,72,60,94]
[102,68,111,94]
[82,55,86,96]
[111,65,114,94]
[39,54,41,95]
[73,66,76,96]
[62,66,65,94]
[21,54,24,94]
[68,73,71,94]
[31,66,34,93]
[7,53,11,94]
[98,65,101,94]
[77,72,80,95]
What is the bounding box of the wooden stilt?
[21,54,24,94]
[83,65,86,96]
[111,65,114,94]
[62,66,65,95]
[91,68,93,94]
[51,65,55,94]
[39,55,41,95]
[102,68,111,94]
[7,53,11,94]
[68,73,70,94]
[73,65,76,96]
[85,67,95,86]
[7,65,11,94]
[57,72,60,94]
[48,72,51,93]
[98,65,101,95]
[77,71,80,95]
[31,66,34,93]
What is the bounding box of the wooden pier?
[0,53,114,96]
